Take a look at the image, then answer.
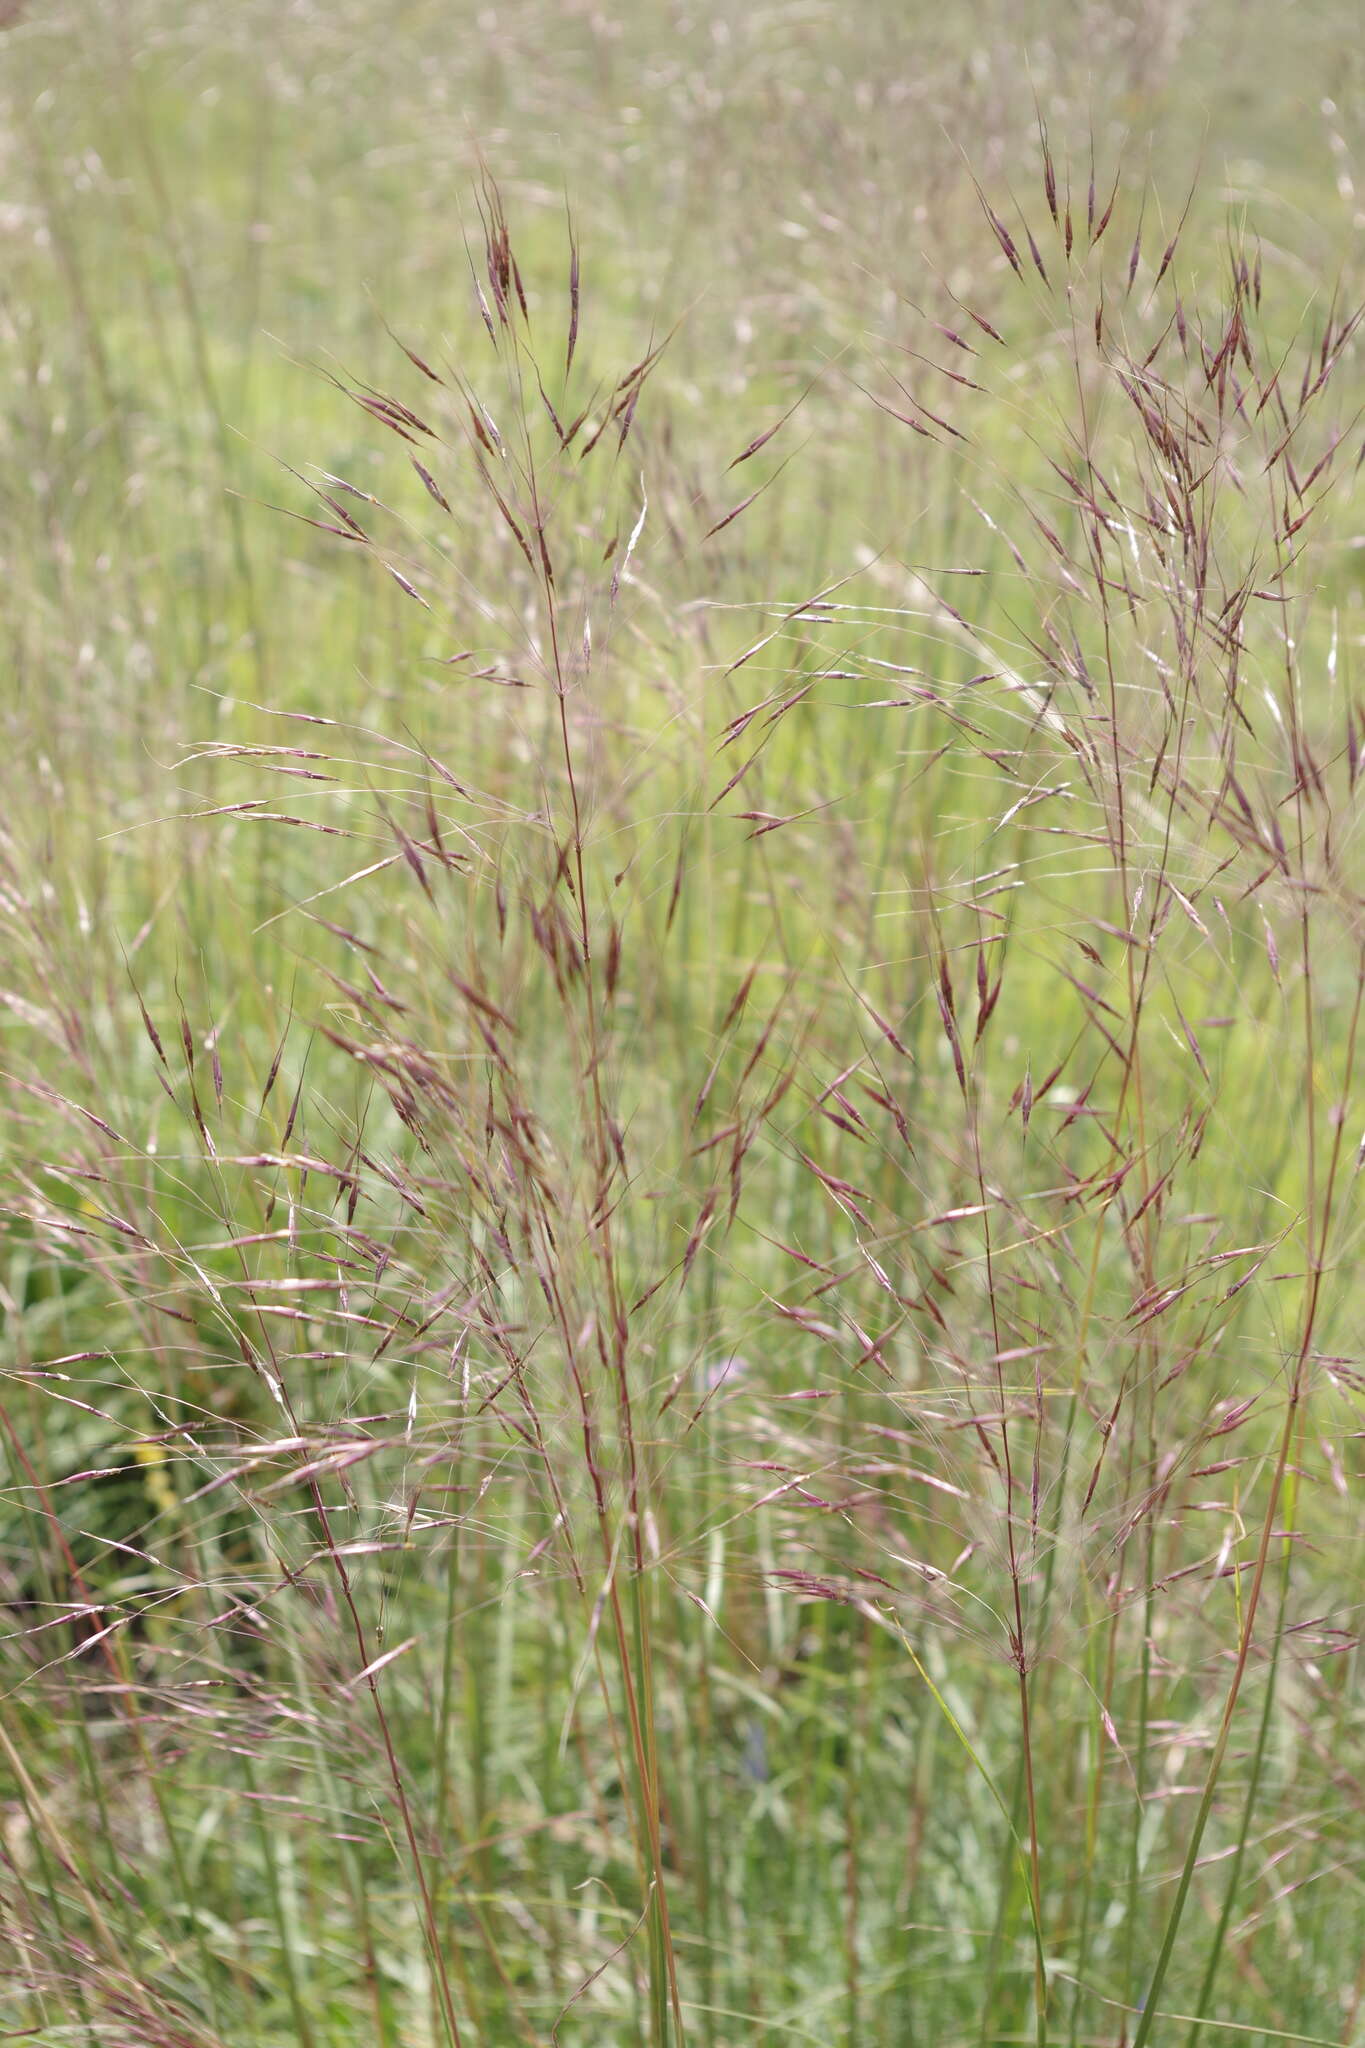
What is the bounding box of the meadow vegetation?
[1,4,1363,2044]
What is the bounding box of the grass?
[1,3,1363,2044]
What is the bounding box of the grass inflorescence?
[1,6,1363,2045]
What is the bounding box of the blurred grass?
[1,4,1363,2046]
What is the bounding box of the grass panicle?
[2,12,1363,2045]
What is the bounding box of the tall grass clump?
[2,131,1363,2048]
